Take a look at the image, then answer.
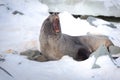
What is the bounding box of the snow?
[86,16,120,47]
[0,0,120,80]
[41,0,120,17]
[59,12,96,36]
[0,0,49,53]
[1,54,120,80]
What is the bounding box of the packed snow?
[0,0,120,80]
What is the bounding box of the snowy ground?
[0,0,120,80]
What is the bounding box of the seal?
[39,13,113,61]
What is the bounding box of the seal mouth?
[53,16,60,33]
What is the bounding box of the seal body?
[39,13,113,61]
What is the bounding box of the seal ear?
[75,47,91,61]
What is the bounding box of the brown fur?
[38,13,113,61]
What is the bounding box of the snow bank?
[41,0,120,17]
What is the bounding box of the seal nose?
[54,13,58,15]
[52,12,58,16]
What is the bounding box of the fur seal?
[39,13,113,61]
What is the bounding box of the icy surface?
[0,0,120,80]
